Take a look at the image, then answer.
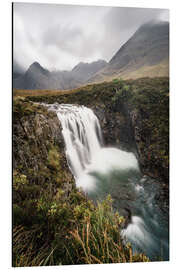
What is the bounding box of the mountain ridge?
[13,59,107,90]
[13,20,169,90]
[89,20,169,83]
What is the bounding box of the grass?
[67,196,149,264]
[13,83,96,98]
[20,77,169,107]
[88,59,169,84]
[13,192,149,266]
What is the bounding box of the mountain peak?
[30,61,41,68]
[27,62,50,76]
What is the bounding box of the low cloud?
[13,3,169,71]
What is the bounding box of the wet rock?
[13,101,73,189]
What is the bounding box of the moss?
[48,146,60,170]
[13,172,28,190]
[13,97,55,119]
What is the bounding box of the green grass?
[13,191,149,266]
[13,138,149,265]
[67,196,149,264]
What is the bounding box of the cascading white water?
[56,104,102,178]
[47,104,139,191]
[46,103,169,260]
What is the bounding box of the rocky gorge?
[13,77,169,265]
[23,77,169,184]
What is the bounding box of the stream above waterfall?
[45,103,169,261]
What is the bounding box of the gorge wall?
[92,103,168,184]
[25,77,169,185]
[13,98,75,212]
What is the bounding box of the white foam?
[48,104,139,192]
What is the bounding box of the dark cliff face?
[92,103,136,152]
[13,98,74,205]
[130,108,169,183]
[92,103,168,184]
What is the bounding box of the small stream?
[46,103,169,261]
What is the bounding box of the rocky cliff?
[13,98,75,209]
[26,77,169,185]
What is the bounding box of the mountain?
[14,62,53,90]
[13,60,107,90]
[71,60,107,83]
[13,21,169,90]
[89,21,169,83]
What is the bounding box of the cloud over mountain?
[13,3,169,71]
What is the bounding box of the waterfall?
[57,104,103,178]
[47,103,139,191]
[46,103,168,260]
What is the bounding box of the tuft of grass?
[13,226,56,266]
[13,190,150,266]
[66,195,150,264]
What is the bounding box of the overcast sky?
[13,3,169,72]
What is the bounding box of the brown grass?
[13,84,94,98]
[89,59,169,84]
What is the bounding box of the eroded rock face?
[92,104,136,152]
[13,101,74,194]
[14,112,60,171]
[130,109,169,183]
